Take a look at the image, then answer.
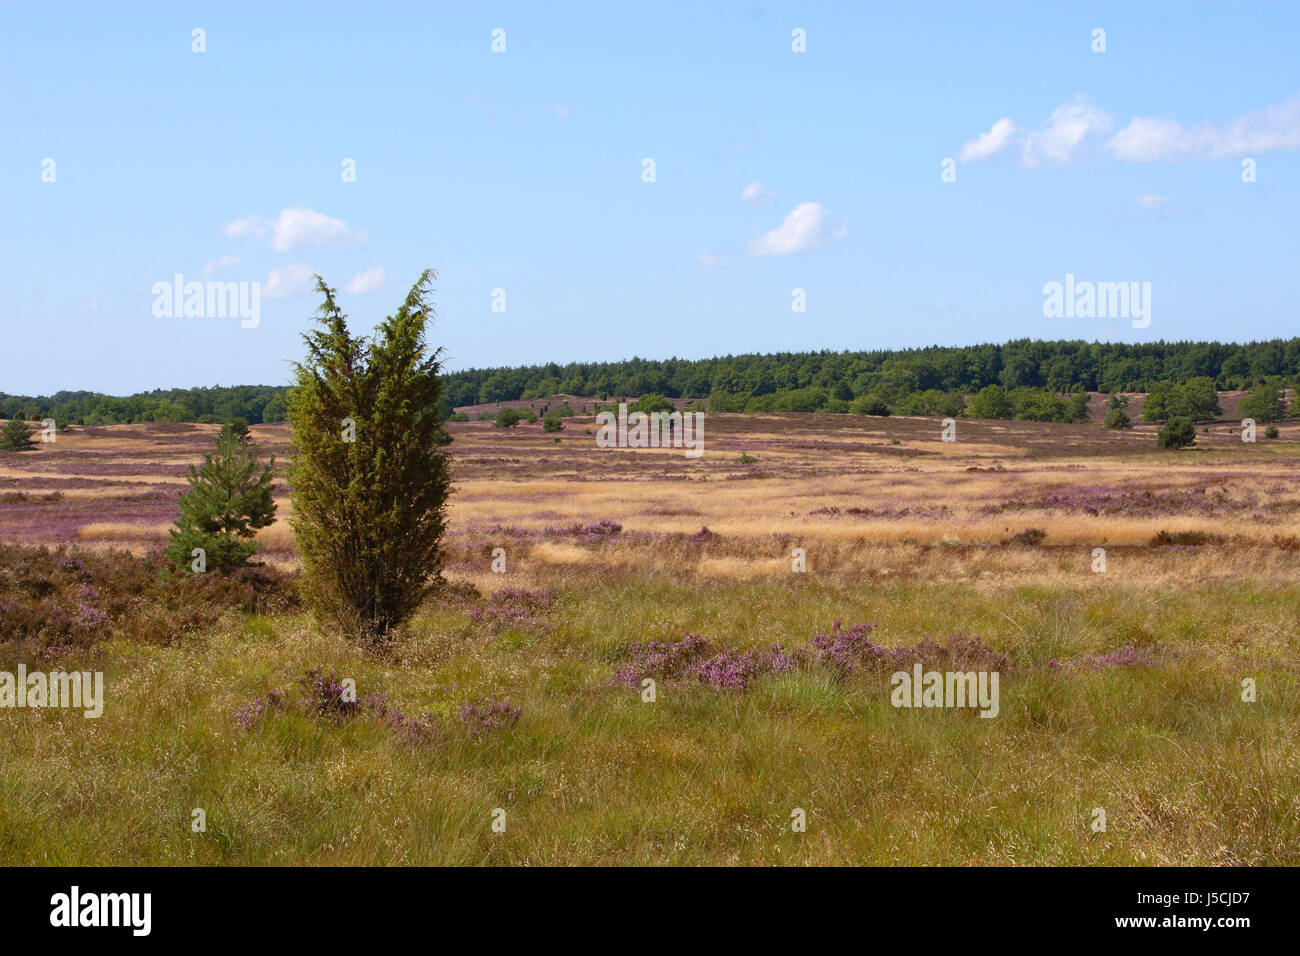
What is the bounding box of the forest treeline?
[5,337,1300,426]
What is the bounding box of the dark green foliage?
[9,338,1300,423]
[1143,378,1222,423]
[446,411,470,422]
[1264,424,1280,439]
[0,416,35,451]
[965,385,1013,420]
[850,393,891,416]
[542,413,564,432]
[1238,384,1286,423]
[287,271,452,641]
[1064,391,1091,423]
[166,427,276,572]
[629,393,675,414]
[1157,417,1197,449]
[894,389,964,417]
[494,407,523,428]
[1104,407,1132,429]
[221,417,251,442]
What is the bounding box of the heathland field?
[2,407,1299,864]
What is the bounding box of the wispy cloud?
[224,207,366,252]
[345,266,387,293]
[740,181,775,205]
[1022,97,1111,167]
[202,254,240,277]
[748,202,844,256]
[264,264,316,298]
[697,252,732,268]
[960,93,1300,167]
[1109,93,1300,161]
[959,117,1020,162]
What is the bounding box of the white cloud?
[264,264,316,298]
[697,252,731,267]
[748,202,841,256]
[202,254,240,277]
[1109,93,1300,161]
[1135,193,1169,211]
[740,181,776,204]
[269,207,364,251]
[961,93,1300,168]
[959,117,1019,161]
[223,207,365,252]
[346,267,387,293]
[223,215,266,240]
[1021,96,1112,167]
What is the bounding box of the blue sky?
[2,1,1297,394]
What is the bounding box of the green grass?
[2,576,1298,865]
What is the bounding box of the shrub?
[1064,391,1091,423]
[494,408,523,428]
[221,418,251,442]
[1265,424,1280,439]
[965,384,1013,420]
[1238,384,1286,423]
[1104,407,1132,429]
[165,427,276,572]
[287,270,452,642]
[629,394,675,414]
[1004,527,1047,546]
[542,413,564,432]
[850,393,892,416]
[0,416,35,452]
[446,411,470,423]
[1157,416,1196,449]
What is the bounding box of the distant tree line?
[5,338,1300,426]
[440,337,1300,416]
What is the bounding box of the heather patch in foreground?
[614,623,1013,691]
[0,542,296,651]
[233,667,519,744]
[468,587,554,629]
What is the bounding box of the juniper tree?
[0,416,35,452]
[166,427,277,571]
[287,271,452,641]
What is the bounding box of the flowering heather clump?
[614,632,715,684]
[812,621,883,676]
[812,623,1009,677]
[234,675,447,742]
[296,668,361,718]
[460,698,522,736]
[360,691,445,743]
[544,520,623,543]
[688,526,715,546]
[810,505,952,520]
[1084,645,1154,669]
[877,633,1011,672]
[232,688,287,730]
[695,643,801,690]
[469,587,553,629]
[984,485,1248,518]
[0,542,296,650]
[616,633,803,690]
